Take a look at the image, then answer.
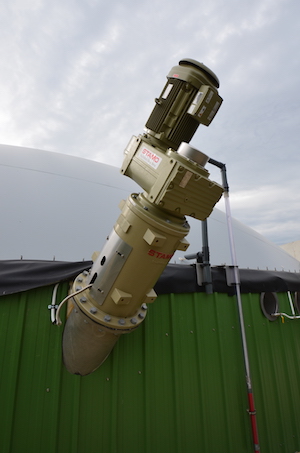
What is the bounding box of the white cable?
[272,312,300,320]
[55,284,93,326]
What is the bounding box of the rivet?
[131,318,137,325]
[104,315,111,322]
[142,303,148,310]
[77,277,83,283]
[118,319,126,325]
[190,330,193,334]
[138,371,142,374]
[80,297,87,303]
[75,286,82,291]
[90,307,97,314]
[165,333,169,336]
[138,313,145,319]
[106,377,110,381]
[46,388,50,392]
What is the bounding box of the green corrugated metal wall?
[1,283,300,452]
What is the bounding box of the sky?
[0,0,299,246]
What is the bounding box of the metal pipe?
[224,192,260,452]
[201,219,213,294]
[209,158,260,453]
[49,283,59,324]
[184,220,213,293]
[287,291,296,316]
[272,292,300,320]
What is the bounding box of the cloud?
[229,183,300,244]
[0,0,299,244]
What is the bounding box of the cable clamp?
[247,409,257,415]
[225,265,240,286]
[48,304,58,310]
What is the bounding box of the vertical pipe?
[209,157,260,452]
[201,219,213,294]
[224,191,260,452]
[287,291,295,316]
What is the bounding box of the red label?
[141,148,160,164]
[138,147,162,169]
[148,249,174,260]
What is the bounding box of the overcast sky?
[0,0,299,246]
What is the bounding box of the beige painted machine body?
[121,137,223,220]
[62,59,223,375]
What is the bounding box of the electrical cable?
[55,284,93,326]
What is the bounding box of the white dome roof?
[1,144,299,272]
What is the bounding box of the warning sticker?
[138,147,162,169]
[205,90,214,104]
[188,91,204,114]
[207,101,221,122]
[162,84,173,99]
